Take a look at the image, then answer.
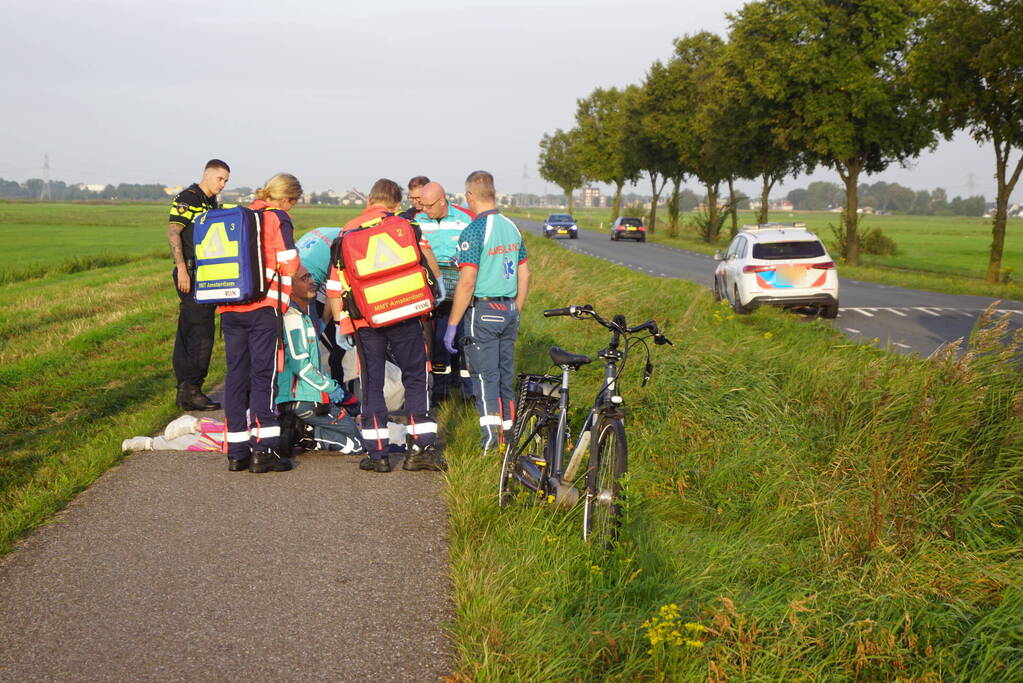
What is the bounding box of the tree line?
[537,0,1022,282]
[0,178,171,201]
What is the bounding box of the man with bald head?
[414,181,475,403]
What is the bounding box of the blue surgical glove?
[335,330,354,351]
[328,384,346,405]
[443,324,458,355]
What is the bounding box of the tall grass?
[446,234,1023,679]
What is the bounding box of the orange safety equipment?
[329,213,437,328]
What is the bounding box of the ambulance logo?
[503,256,515,279]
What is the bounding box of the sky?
[0,0,1015,202]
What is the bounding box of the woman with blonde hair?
[219,173,302,473]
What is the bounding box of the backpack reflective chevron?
[191,207,267,304]
[330,215,436,327]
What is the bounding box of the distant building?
[77,183,109,193]
[749,198,795,212]
[580,186,605,208]
[337,189,367,206]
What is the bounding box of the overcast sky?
[1,0,1015,202]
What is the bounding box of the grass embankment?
[509,208,1023,301]
[444,233,1023,679]
[0,202,361,554]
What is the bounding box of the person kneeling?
[278,266,363,456]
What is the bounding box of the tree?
[629,77,682,234]
[912,0,1023,282]
[575,87,640,222]
[538,129,586,214]
[730,0,936,264]
[650,32,732,243]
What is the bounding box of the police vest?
[330,215,436,328]
[191,207,268,305]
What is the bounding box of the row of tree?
[0,178,170,201]
[787,181,987,217]
[537,0,1022,281]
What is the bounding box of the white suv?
[713,223,839,318]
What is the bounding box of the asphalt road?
[514,218,1023,356]
[0,404,452,682]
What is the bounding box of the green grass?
[509,208,1023,300]
[2,203,1019,678]
[445,233,1023,679]
[0,201,362,553]
[0,201,362,284]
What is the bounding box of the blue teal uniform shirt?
[414,204,474,264]
[296,227,341,287]
[455,209,527,298]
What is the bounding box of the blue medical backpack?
[191,207,267,304]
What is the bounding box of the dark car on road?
[610,216,646,242]
[543,214,578,239]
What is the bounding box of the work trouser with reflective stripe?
[355,317,437,459]
[288,401,362,453]
[463,299,519,452]
[430,302,469,398]
[222,307,281,460]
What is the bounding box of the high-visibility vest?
[330,215,436,328]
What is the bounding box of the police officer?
[326,178,445,473]
[415,181,474,402]
[445,171,530,454]
[166,159,229,411]
[397,175,430,220]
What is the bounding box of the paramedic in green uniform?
[166,159,230,411]
[445,171,530,454]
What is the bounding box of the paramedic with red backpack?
[326,178,446,473]
[221,173,302,473]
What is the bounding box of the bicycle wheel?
[499,400,553,508]
[583,416,627,546]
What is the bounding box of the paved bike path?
[0,404,452,681]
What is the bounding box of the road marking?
[894,342,912,349]
[851,308,875,317]
[914,307,941,316]
[882,307,908,317]
[845,328,861,334]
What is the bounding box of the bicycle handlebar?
[544,304,674,345]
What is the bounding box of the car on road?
[713,223,839,318]
[543,214,578,239]
[610,216,646,242]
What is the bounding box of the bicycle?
[498,304,673,546]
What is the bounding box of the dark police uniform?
[168,183,219,399]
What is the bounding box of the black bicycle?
[498,304,673,546]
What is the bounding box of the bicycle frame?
[502,305,671,511]
[553,314,627,488]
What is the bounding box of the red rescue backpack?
[330,215,437,327]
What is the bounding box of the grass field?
[510,208,1023,300]
[0,201,363,284]
[444,234,1023,680]
[0,201,360,553]
[2,202,1020,678]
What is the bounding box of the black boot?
[249,449,293,473]
[403,445,448,472]
[177,383,220,411]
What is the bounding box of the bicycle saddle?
[550,346,592,369]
